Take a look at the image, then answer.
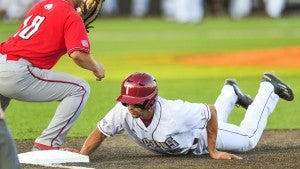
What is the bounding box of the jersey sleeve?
[64,13,90,55]
[97,103,126,137]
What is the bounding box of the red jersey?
[0,0,90,69]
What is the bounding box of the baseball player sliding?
[79,72,294,159]
[0,0,105,151]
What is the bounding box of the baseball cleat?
[262,73,294,101]
[31,142,78,152]
[225,79,253,109]
[31,142,60,151]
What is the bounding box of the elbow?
[70,51,88,62]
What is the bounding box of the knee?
[239,141,257,153]
[76,80,91,97]
[81,81,91,96]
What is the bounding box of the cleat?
[31,142,60,151]
[262,73,294,101]
[225,79,253,109]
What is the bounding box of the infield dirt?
[16,130,300,169]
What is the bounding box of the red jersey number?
[15,15,46,39]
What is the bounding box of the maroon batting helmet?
[116,72,158,109]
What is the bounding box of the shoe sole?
[263,73,294,101]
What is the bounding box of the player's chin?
[130,114,140,118]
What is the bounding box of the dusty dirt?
[16,130,300,169]
[16,46,300,168]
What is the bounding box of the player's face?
[126,104,144,118]
[124,103,153,120]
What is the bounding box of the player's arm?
[69,50,105,81]
[80,128,107,155]
[206,105,242,160]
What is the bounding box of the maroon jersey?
[0,0,90,69]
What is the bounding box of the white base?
[18,150,89,165]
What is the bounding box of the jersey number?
[15,15,45,39]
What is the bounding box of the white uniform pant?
[214,82,279,152]
[0,54,90,148]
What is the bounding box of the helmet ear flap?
[144,94,157,110]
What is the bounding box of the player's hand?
[93,63,105,81]
[60,147,80,153]
[210,150,242,160]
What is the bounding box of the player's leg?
[0,57,21,168]
[238,81,278,148]
[214,79,252,122]
[217,73,294,152]
[215,82,278,152]
[0,94,11,111]
[27,67,91,149]
[0,55,12,111]
[214,84,237,122]
[0,64,90,149]
[214,80,257,152]
[239,73,293,149]
[216,121,253,152]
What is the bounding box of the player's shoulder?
[33,0,77,14]
[158,97,184,106]
[157,97,186,114]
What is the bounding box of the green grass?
[1,16,300,139]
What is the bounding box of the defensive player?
[79,72,294,159]
[0,0,105,150]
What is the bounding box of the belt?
[6,54,21,61]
